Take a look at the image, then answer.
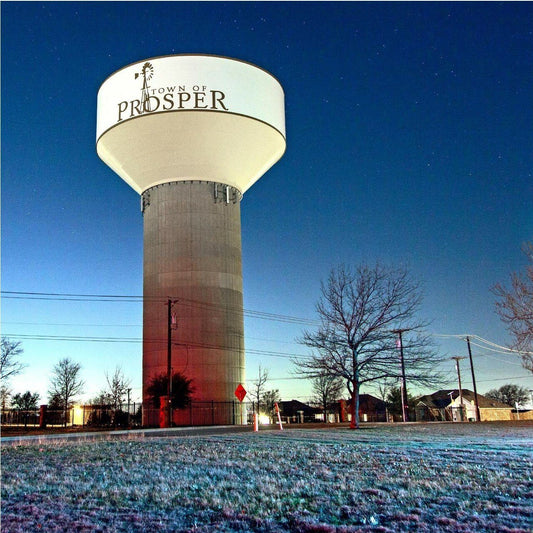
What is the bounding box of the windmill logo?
[135,62,154,113]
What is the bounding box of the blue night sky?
[2,1,532,404]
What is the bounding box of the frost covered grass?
[2,422,532,532]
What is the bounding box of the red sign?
[234,383,247,402]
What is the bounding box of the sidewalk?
[1,424,252,446]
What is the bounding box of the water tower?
[96,55,286,426]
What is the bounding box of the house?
[278,394,393,424]
[415,389,515,422]
[278,399,321,423]
[335,394,388,423]
[357,394,388,422]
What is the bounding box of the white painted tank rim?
[95,108,287,147]
[140,180,244,198]
[98,53,285,93]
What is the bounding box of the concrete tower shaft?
[142,181,244,426]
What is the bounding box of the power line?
[2,333,310,360]
[3,333,530,366]
[432,332,533,356]
[3,290,532,373]
[1,292,144,302]
[431,333,533,361]
[4,291,531,355]
[2,290,320,326]
[431,333,471,339]
[2,321,141,328]
[13,329,528,383]
[473,352,524,367]
[5,322,527,367]
[476,375,533,384]
[2,322,303,348]
[2,334,142,343]
[467,339,519,355]
[2,322,305,345]
[247,376,307,382]
[470,334,533,356]
[4,322,527,360]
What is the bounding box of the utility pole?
[392,329,409,422]
[451,357,466,421]
[127,387,131,427]
[466,336,481,422]
[167,299,178,427]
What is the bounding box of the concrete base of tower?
[141,181,245,427]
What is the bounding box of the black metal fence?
[1,403,142,429]
[1,409,42,428]
[1,400,321,429]
[75,403,142,427]
[143,400,253,427]
[1,401,248,429]
[149,400,306,427]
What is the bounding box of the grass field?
[2,422,532,532]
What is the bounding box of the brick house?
[278,399,321,423]
[335,394,388,423]
[415,389,514,422]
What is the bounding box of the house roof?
[416,389,511,409]
[278,399,320,415]
[358,394,387,410]
[339,394,387,405]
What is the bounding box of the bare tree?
[90,391,112,407]
[104,367,131,412]
[295,263,443,429]
[48,357,84,426]
[1,383,12,411]
[310,373,345,422]
[493,242,533,372]
[248,364,269,412]
[92,367,132,426]
[376,379,396,404]
[1,338,26,380]
[376,379,396,422]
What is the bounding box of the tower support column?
[142,181,245,426]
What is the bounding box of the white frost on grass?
[1,422,532,532]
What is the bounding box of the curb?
[1,424,252,446]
